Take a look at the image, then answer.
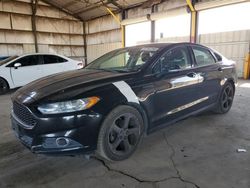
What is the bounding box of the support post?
[243,52,250,79]
[186,0,197,43]
[151,20,155,43]
[31,0,38,52]
[83,22,88,64]
[151,6,155,43]
[121,25,125,47]
[190,11,197,43]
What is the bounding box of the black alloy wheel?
[97,105,144,161]
[0,78,8,95]
[215,82,235,114]
[108,113,140,155]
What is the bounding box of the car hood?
[13,69,135,104]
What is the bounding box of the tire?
[97,105,144,161]
[214,82,235,114]
[0,78,9,95]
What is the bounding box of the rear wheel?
[214,82,235,114]
[0,78,9,95]
[97,105,144,161]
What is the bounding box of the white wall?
[122,1,250,77]
[2,0,247,76]
[125,21,151,47]
[155,12,190,43]
[0,0,85,59]
[198,2,250,77]
[85,15,122,63]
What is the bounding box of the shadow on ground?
[0,80,249,188]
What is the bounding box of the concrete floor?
[0,80,250,188]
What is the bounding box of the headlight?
[37,97,100,114]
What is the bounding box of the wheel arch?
[226,78,236,92]
[94,83,150,135]
[0,76,10,89]
[125,102,150,136]
[101,100,150,136]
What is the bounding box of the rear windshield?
[0,56,18,66]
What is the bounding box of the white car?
[0,53,84,94]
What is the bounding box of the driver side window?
[153,47,192,74]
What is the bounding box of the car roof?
[19,53,67,57]
[125,43,171,49]
[124,42,209,50]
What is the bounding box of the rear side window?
[192,47,216,66]
[153,47,192,73]
[43,55,67,64]
[58,57,67,63]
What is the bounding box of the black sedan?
[11,43,237,161]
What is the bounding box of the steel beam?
[31,0,38,52]
[243,44,250,79]
[72,1,110,15]
[109,0,123,10]
[151,6,155,43]
[62,1,78,9]
[83,22,88,64]
[42,0,83,21]
[186,0,197,43]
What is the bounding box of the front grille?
[13,101,37,128]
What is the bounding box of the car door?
[146,46,207,130]
[10,55,43,87]
[42,55,68,77]
[188,45,222,107]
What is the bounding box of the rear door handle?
[187,72,197,78]
[218,67,223,71]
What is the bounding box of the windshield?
[0,56,18,66]
[86,46,160,72]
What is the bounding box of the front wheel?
[0,78,9,95]
[97,105,144,161]
[214,82,235,114]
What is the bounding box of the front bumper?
[11,110,103,155]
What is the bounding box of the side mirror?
[14,63,21,69]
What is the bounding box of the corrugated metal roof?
[42,0,150,21]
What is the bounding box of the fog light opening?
[56,137,69,147]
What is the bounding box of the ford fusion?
[11,43,237,161]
